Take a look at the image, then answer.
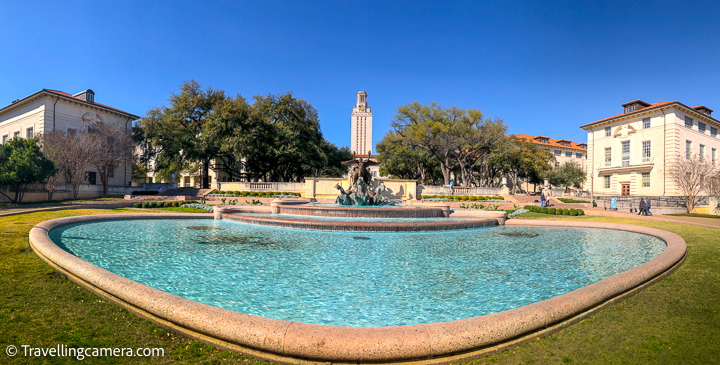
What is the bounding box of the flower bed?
[133,200,198,208]
[422,195,506,202]
[206,190,301,198]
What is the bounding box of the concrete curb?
[29,214,686,364]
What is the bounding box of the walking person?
[638,197,646,215]
[540,192,546,207]
[645,197,652,216]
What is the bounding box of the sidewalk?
[0,200,135,218]
[583,206,720,229]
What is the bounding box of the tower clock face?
[359,105,365,111]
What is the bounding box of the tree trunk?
[203,160,210,189]
[46,176,57,201]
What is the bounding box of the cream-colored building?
[581,99,718,196]
[351,91,373,155]
[0,89,139,191]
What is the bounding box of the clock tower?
[351,90,373,155]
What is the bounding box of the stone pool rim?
[29,213,686,364]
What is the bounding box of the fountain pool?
[29,212,686,364]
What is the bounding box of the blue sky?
[1,1,719,153]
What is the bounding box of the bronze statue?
[336,152,387,206]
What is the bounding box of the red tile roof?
[580,101,676,128]
[43,89,139,118]
[515,134,587,152]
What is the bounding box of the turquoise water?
[50,219,665,327]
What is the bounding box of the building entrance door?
[88,172,96,185]
[621,184,630,196]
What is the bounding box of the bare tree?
[64,129,97,199]
[39,130,69,200]
[89,123,133,197]
[670,154,717,213]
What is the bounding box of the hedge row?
[422,195,504,201]
[523,205,584,216]
[133,200,198,208]
[208,190,301,197]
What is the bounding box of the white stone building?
[0,89,139,200]
[581,99,718,197]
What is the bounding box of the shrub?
[165,201,173,207]
[133,202,142,208]
[140,202,148,208]
[570,209,578,216]
[468,196,477,201]
[592,201,597,207]
[523,205,532,210]
[576,209,584,215]
[548,208,556,214]
[541,207,548,214]
[562,208,570,215]
[461,196,469,201]
[508,209,529,217]
[173,201,180,207]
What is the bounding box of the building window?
[642,141,651,163]
[576,153,583,159]
[699,122,706,133]
[686,140,692,159]
[643,118,650,129]
[700,145,705,162]
[622,141,630,166]
[605,127,611,137]
[108,165,114,178]
[685,117,693,129]
[604,176,611,189]
[605,147,612,166]
[1,135,7,144]
[625,104,638,113]
[713,148,717,166]
[565,151,572,157]
[26,127,34,139]
[14,131,20,139]
[554,150,561,156]
[712,127,718,138]
[67,128,77,135]
[642,172,650,187]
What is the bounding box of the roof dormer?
[693,105,713,117]
[534,135,550,143]
[73,89,95,103]
[621,99,651,114]
[577,143,588,149]
[556,139,572,147]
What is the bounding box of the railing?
[249,182,273,190]
[598,156,653,170]
[592,194,707,208]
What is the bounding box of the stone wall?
[417,185,506,197]
[0,183,138,203]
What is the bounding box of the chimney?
[73,89,95,103]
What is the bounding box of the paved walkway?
[0,200,135,218]
[581,206,720,229]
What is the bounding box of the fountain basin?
[275,204,447,218]
[223,213,497,231]
[29,214,686,364]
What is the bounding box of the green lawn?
[1,209,719,364]
[668,213,720,219]
[0,197,124,207]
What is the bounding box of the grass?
[668,213,720,219]
[0,197,124,207]
[557,198,590,204]
[1,209,719,364]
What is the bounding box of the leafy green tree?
[548,161,586,192]
[0,137,56,204]
[391,102,506,186]
[137,80,225,188]
[315,140,354,178]
[487,137,554,193]
[243,93,327,181]
[377,131,439,184]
